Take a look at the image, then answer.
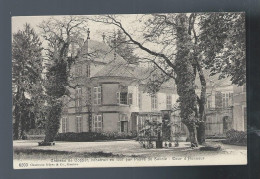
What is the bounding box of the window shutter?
[139,93,142,109]
[75,118,78,133]
[101,115,103,131]
[66,118,69,132]
[215,91,222,108]
[128,93,133,105]
[92,115,95,132]
[118,114,121,132]
[62,118,65,133]
[116,92,120,104]
[98,86,102,105]
[100,86,103,105]
[80,117,83,132]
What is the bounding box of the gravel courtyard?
[13,139,247,165]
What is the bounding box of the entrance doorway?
[121,121,128,133]
[223,116,231,133]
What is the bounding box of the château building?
[59,39,247,138]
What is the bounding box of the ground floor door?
[223,116,231,134]
[121,121,128,133]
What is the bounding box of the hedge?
[55,131,137,142]
[222,129,247,146]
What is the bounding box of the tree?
[90,13,245,147]
[38,16,89,143]
[199,13,246,86]
[106,29,139,64]
[12,24,44,139]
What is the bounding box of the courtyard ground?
[13,139,247,165]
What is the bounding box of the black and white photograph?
[12,13,247,169]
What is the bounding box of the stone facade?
[59,40,246,138]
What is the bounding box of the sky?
[11,14,164,67]
[12,14,146,42]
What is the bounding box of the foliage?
[199,13,246,86]
[93,13,246,147]
[12,24,44,139]
[137,120,163,149]
[162,113,172,142]
[106,29,139,64]
[223,129,247,146]
[39,16,88,143]
[55,132,137,141]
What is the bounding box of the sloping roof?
[92,57,176,89]
[82,40,232,89]
[93,57,147,78]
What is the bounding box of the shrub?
[55,131,137,142]
[223,129,247,146]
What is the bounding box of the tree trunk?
[197,122,206,144]
[13,109,20,140]
[13,87,24,140]
[195,53,207,145]
[44,102,62,143]
[188,125,198,147]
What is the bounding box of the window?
[94,86,102,105]
[138,92,142,109]
[75,98,82,107]
[75,98,82,112]
[206,117,212,131]
[137,116,145,131]
[128,93,133,105]
[222,93,229,108]
[119,114,128,133]
[75,88,82,97]
[93,115,102,132]
[86,64,90,77]
[62,117,68,133]
[117,92,128,105]
[75,66,82,76]
[151,94,158,110]
[222,92,233,108]
[166,95,172,110]
[62,96,69,113]
[75,116,83,133]
[207,95,212,109]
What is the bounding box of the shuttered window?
[62,117,69,133]
[93,115,102,132]
[94,86,102,105]
[151,94,158,110]
[116,92,128,105]
[75,116,83,133]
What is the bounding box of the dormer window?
[75,87,82,97]
[75,66,82,76]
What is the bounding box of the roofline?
[90,76,138,80]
